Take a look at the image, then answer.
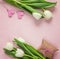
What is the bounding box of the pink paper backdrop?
[0,0,60,59]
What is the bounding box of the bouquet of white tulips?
[4,0,57,20]
[4,37,47,59]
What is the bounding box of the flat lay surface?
[0,0,60,59]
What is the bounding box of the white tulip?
[32,12,42,20]
[5,42,13,51]
[43,10,53,20]
[15,48,24,57]
[17,37,25,43]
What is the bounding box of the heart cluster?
[7,9,24,19]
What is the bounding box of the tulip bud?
[5,42,13,51]
[43,10,53,20]
[32,12,42,20]
[17,37,25,43]
[15,48,24,57]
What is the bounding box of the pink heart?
[7,9,15,17]
[17,11,24,19]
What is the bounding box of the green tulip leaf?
[20,0,46,3]
[23,2,57,9]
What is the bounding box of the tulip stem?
[42,8,46,11]
[24,54,39,59]
[13,0,37,13]
[24,54,36,58]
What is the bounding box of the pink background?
[0,0,60,59]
